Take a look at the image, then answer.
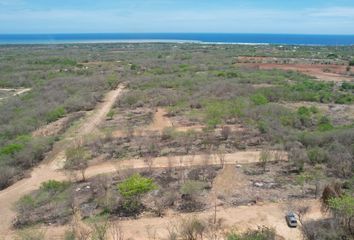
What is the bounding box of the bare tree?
[216,146,226,169]
[288,147,308,173]
[308,167,325,199]
[209,191,220,240]
[65,145,91,182]
[178,156,185,184]
[179,217,206,240]
[144,154,154,175]
[201,150,212,181]
[167,155,174,177]
[166,220,179,240]
[220,126,231,140]
[91,219,109,240]
[259,148,271,173]
[297,205,311,239]
[327,142,352,178]
[72,211,91,240]
[94,175,115,212]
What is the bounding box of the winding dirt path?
[0,88,31,101]
[0,84,279,238]
[0,85,125,238]
[0,148,285,239]
[0,85,293,239]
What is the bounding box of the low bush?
[40,180,71,193]
[0,136,54,189]
[46,106,66,123]
[180,180,208,200]
[106,73,120,90]
[118,174,157,198]
[30,57,77,66]
[15,180,73,228]
[341,82,354,91]
[307,147,328,164]
[117,174,157,216]
[250,93,268,105]
[317,116,334,132]
[227,226,276,240]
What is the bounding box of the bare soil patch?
[235,56,353,81]
[238,63,353,82]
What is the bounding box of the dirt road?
[0,149,286,239]
[0,88,31,101]
[0,86,125,237]
[117,199,324,240]
[19,199,324,240]
[0,84,305,240]
[85,150,286,178]
[0,83,284,238]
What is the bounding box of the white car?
[286,212,298,228]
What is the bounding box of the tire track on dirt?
[0,85,125,237]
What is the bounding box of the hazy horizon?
[1,33,354,36]
[1,0,354,34]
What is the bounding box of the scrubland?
[0,43,353,240]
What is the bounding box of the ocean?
[0,33,354,46]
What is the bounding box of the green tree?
[118,174,157,216]
[329,195,354,234]
[250,93,268,106]
[349,59,354,66]
[118,174,157,198]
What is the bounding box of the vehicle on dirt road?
[286,212,298,227]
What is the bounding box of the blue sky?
[0,0,354,34]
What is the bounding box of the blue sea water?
[0,33,354,46]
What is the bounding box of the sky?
[0,0,354,34]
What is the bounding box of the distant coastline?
[1,33,354,46]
